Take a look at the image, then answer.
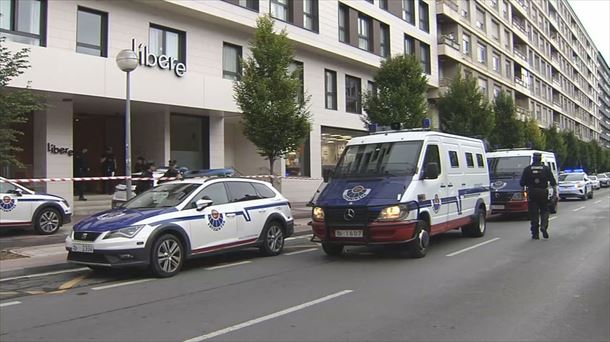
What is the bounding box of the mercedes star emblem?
[344,208,356,221]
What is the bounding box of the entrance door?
[170,114,210,171]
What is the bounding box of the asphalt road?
[1,189,608,342]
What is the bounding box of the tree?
[362,54,428,128]
[233,15,311,176]
[543,124,567,168]
[561,131,579,168]
[438,72,494,138]
[490,91,524,148]
[0,37,44,169]
[523,119,545,150]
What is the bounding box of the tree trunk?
[268,158,275,177]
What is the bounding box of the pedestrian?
[100,146,116,194]
[136,162,156,195]
[159,159,180,184]
[134,156,146,173]
[519,152,558,239]
[74,147,90,201]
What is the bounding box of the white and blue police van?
[310,125,490,257]
[487,150,559,214]
[66,177,293,277]
[0,177,72,235]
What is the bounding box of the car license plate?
[72,243,94,253]
[335,230,363,238]
[491,204,505,210]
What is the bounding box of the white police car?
[558,170,593,200]
[66,178,293,277]
[0,177,72,235]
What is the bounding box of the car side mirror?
[195,199,213,211]
[10,188,24,196]
[423,162,440,180]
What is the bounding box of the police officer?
[519,152,558,239]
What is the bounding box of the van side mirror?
[195,199,213,211]
[423,162,440,180]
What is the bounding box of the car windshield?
[123,183,201,209]
[488,156,530,177]
[589,176,597,180]
[597,174,608,179]
[559,174,584,182]
[334,141,423,178]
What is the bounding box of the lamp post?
[116,49,138,200]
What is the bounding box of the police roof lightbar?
[563,168,584,173]
[422,118,431,129]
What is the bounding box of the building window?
[504,59,511,78]
[231,0,258,11]
[222,43,242,80]
[357,15,371,51]
[462,33,471,55]
[0,0,46,46]
[345,75,362,114]
[379,0,388,10]
[270,0,290,22]
[493,85,501,97]
[492,52,500,72]
[418,1,429,32]
[404,34,415,55]
[476,7,485,31]
[325,69,337,110]
[149,24,186,63]
[76,7,107,57]
[303,0,318,31]
[477,43,487,64]
[491,20,499,40]
[402,0,414,24]
[338,4,348,43]
[504,29,510,49]
[420,42,431,74]
[380,23,390,57]
[501,0,508,19]
[289,61,304,102]
[478,77,488,95]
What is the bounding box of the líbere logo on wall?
[432,194,442,213]
[208,210,225,231]
[342,185,371,202]
[0,196,17,212]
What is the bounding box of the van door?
[445,144,463,228]
[420,143,448,233]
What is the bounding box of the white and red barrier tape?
[0,175,322,183]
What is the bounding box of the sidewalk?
[0,217,312,279]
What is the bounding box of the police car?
[66,177,293,277]
[558,170,593,200]
[0,177,72,235]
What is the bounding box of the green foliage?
[0,37,44,168]
[522,118,545,150]
[543,124,567,167]
[438,72,495,138]
[362,54,428,128]
[490,91,523,148]
[561,131,579,168]
[233,15,311,175]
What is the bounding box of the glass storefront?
[285,138,310,177]
[321,126,366,176]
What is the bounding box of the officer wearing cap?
[519,152,558,239]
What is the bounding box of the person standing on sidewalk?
[74,148,90,201]
[100,146,116,194]
[519,152,558,239]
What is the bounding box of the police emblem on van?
[432,194,442,213]
[491,180,507,190]
[208,209,225,231]
[342,185,371,202]
[0,196,16,212]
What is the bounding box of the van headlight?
[104,225,145,239]
[312,207,325,222]
[511,192,527,201]
[377,205,409,221]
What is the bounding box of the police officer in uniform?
[519,152,558,239]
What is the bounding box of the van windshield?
[334,141,423,178]
[488,156,530,177]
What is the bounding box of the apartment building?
[435,0,600,142]
[0,0,437,204]
[597,52,610,149]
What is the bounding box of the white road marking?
[594,200,602,204]
[0,301,21,308]
[284,248,319,256]
[573,206,586,212]
[285,234,312,241]
[183,290,354,342]
[0,268,90,282]
[91,278,153,291]
[549,216,557,221]
[204,261,252,271]
[446,238,501,257]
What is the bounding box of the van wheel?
[462,207,486,237]
[322,243,343,256]
[149,234,184,278]
[34,207,62,235]
[259,221,285,256]
[408,220,430,258]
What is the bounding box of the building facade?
[597,52,610,149]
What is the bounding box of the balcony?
[438,35,460,51]
[512,19,527,35]
[516,106,530,120]
[513,49,528,65]
[436,0,458,13]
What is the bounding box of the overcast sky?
[568,0,610,65]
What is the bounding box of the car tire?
[408,220,430,258]
[589,190,594,199]
[322,243,344,256]
[259,220,285,256]
[581,190,588,201]
[462,207,486,238]
[34,207,62,235]
[149,234,184,278]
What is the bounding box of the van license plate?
[72,243,94,253]
[491,205,505,210]
[335,230,363,238]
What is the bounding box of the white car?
[558,172,593,200]
[66,178,293,277]
[0,177,72,235]
[588,175,601,190]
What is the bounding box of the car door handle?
[447,184,454,187]
[226,213,236,217]
[461,183,466,186]
[440,184,447,188]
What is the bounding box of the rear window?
[253,183,276,198]
[226,182,260,202]
[559,173,584,182]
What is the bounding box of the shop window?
[223,42,242,80]
[345,75,362,114]
[321,127,366,176]
[76,7,107,57]
[325,69,337,110]
[0,0,46,46]
[285,138,310,177]
[149,24,186,63]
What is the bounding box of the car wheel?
[149,234,184,278]
[322,243,344,256]
[34,207,62,235]
[462,207,486,238]
[589,190,594,199]
[259,221,285,256]
[408,220,430,258]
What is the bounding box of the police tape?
[0,175,322,183]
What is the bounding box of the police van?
[310,127,490,257]
[487,150,558,214]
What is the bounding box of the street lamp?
[116,49,138,200]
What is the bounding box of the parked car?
[597,173,610,188]
[67,177,293,277]
[0,177,72,234]
[558,172,593,200]
[588,175,601,190]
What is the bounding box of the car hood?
[74,207,178,232]
[315,176,411,208]
[489,177,522,192]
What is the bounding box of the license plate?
[72,243,94,253]
[491,204,505,210]
[334,230,363,238]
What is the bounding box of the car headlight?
[511,192,527,201]
[104,225,145,239]
[312,207,325,222]
[576,182,584,188]
[377,205,409,221]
